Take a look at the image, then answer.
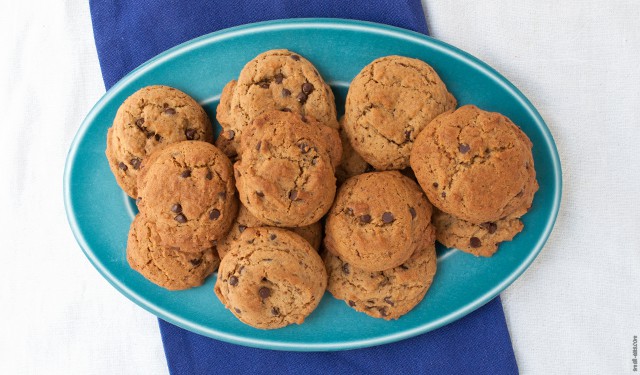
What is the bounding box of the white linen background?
[1,0,638,373]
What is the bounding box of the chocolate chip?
[256,191,264,197]
[135,118,145,127]
[346,208,354,216]
[174,213,187,223]
[348,300,356,307]
[269,233,277,240]
[281,88,291,97]
[280,107,291,112]
[296,92,308,104]
[378,307,388,317]
[271,307,280,316]
[206,171,212,180]
[382,212,395,223]
[301,82,314,94]
[256,141,261,151]
[274,73,284,84]
[480,222,498,234]
[300,115,307,123]
[360,214,371,223]
[259,81,270,89]
[291,54,300,61]
[180,169,191,178]
[234,307,241,314]
[409,207,416,219]
[209,209,220,220]
[342,263,350,275]
[441,191,446,198]
[404,130,412,141]
[229,276,238,286]
[118,162,128,171]
[171,203,182,214]
[227,130,235,140]
[155,133,162,142]
[185,128,196,140]
[130,158,141,170]
[289,190,298,201]
[384,297,394,306]
[470,237,482,248]
[400,264,409,270]
[163,108,176,115]
[145,131,154,139]
[258,286,271,299]
[516,190,524,197]
[459,143,470,154]
[433,182,439,188]
[298,142,309,154]
[189,258,202,266]
[238,225,246,233]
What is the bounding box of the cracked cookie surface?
[234,110,341,227]
[432,208,524,257]
[126,214,218,290]
[106,85,213,197]
[343,56,456,170]
[324,171,433,272]
[214,227,327,329]
[136,141,238,252]
[335,117,371,185]
[216,204,322,259]
[411,105,538,224]
[323,224,436,320]
[216,49,339,159]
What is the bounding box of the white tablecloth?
[2,1,639,374]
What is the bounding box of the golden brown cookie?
[136,141,238,253]
[234,110,341,227]
[216,49,339,159]
[410,105,537,224]
[324,171,433,272]
[216,204,322,259]
[126,214,218,290]
[432,208,524,257]
[106,85,213,197]
[214,227,327,329]
[335,118,372,185]
[343,56,457,170]
[323,225,436,320]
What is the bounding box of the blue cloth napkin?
[89,1,519,374]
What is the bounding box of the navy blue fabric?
[89,1,519,374]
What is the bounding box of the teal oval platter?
[64,18,561,351]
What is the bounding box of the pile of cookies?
[105,49,537,329]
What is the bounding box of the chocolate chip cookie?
[342,56,457,171]
[432,208,524,257]
[410,105,538,224]
[216,204,322,259]
[214,227,327,329]
[323,225,436,320]
[216,49,339,159]
[234,110,341,227]
[126,214,218,290]
[106,85,214,197]
[335,118,371,185]
[136,141,238,252]
[324,171,433,272]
